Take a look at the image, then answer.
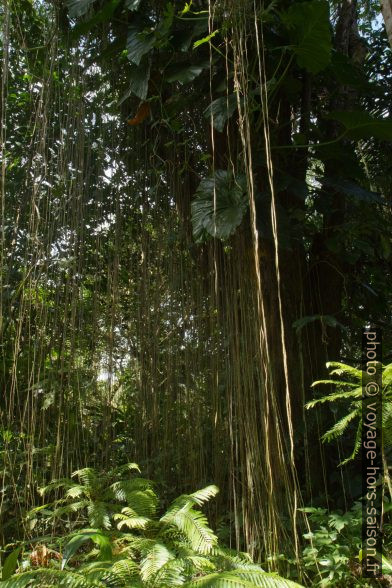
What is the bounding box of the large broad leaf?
[119,60,151,102]
[204,94,237,133]
[165,62,208,84]
[329,51,370,90]
[1,547,21,581]
[191,171,248,242]
[62,530,112,569]
[127,26,155,65]
[282,1,331,74]
[327,110,392,141]
[72,0,121,36]
[292,314,346,334]
[66,0,95,18]
[322,177,383,203]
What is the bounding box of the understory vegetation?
[1,0,392,585]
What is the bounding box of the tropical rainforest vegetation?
[0,0,392,585]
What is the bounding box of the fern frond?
[165,486,219,517]
[188,485,220,506]
[153,558,186,586]
[326,362,362,381]
[87,501,112,529]
[123,489,158,517]
[321,409,359,442]
[140,542,174,582]
[310,380,357,388]
[66,485,87,499]
[383,363,392,387]
[230,569,304,587]
[185,569,304,587]
[39,478,73,496]
[111,462,141,476]
[53,499,90,518]
[1,568,106,587]
[185,555,217,573]
[162,504,217,554]
[114,511,150,530]
[382,401,392,447]
[72,468,98,491]
[305,388,361,408]
[109,478,153,501]
[339,421,362,466]
[110,558,140,581]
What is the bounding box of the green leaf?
[62,530,112,569]
[162,504,217,554]
[123,60,151,101]
[127,26,155,66]
[126,0,141,10]
[327,110,392,141]
[204,94,237,133]
[66,0,95,18]
[322,177,382,203]
[292,314,345,334]
[282,1,331,73]
[191,171,248,242]
[72,0,121,36]
[185,569,304,586]
[179,2,192,16]
[1,547,21,581]
[140,543,174,582]
[165,63,207,84]
[193,30,218,48]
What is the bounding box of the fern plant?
[34,463,156,531]
[306,362,392,466]
[2,465,304,587]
